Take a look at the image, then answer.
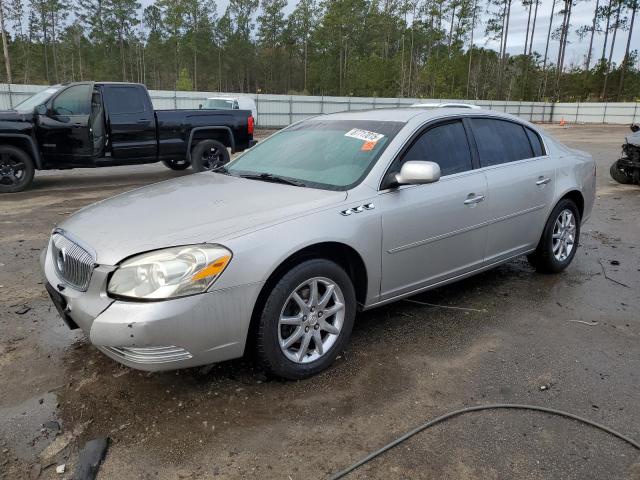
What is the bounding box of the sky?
[195,0,638,67]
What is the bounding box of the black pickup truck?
[0,82,256,192]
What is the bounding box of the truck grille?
[51,232,95,291]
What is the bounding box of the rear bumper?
[41,243,264,371]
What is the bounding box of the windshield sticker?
[345,128,385,143]
[361,141,377,152]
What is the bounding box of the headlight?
[107,245,232,300]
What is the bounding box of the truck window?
[104,86,147,114]
[52,84,92,116]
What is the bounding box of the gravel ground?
[0,125,639,480]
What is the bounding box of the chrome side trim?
[388,204,545,254]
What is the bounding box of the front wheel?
[191,140,230,173]
[527,199,581,273]
[256,259,356,380]
[0,145,35,193]
[609,159,635,184]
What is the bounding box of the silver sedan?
[42,109,596,379]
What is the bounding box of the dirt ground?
[0,125,639,480]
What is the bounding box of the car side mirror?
[35,104,47,115]
[394,161,441,186]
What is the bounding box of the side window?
[104,87,146,114]
[526,127,545,157]
[402,121,473,176]
[51,85,92,116]
[470,118,534,167]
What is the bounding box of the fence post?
[633,102,638,124]
[321,95,324,114]
[517,101,521,118]
[575,102,579,124]
[602,102,607,124]
[173,89,177,109]
[347,96,351,111]
[289,95,293,125]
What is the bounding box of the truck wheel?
[191,140,230,172]
[255,259,356,380]
[609,159,635,184]
[0,145,35,193]
[162,159,190,171]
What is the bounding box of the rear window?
[104,86,146,114]
[470,118,534,166]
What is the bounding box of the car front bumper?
[41,243,263,371]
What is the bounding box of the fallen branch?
[403,299,487,313]
[597,259,630,288]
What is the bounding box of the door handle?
[464,194,485,205]
[137,118,150,124]
[536,177,551,186]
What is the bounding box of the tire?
[609,159,635,184]
[191,140,230,173]
[162,159,190,170]
[0,145,35,193]
[527,198,581,274]
[256,259,356,380]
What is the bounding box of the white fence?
[1,83,638,127]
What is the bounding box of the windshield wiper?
[238,173,306,187]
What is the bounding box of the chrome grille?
[51,232,95,291]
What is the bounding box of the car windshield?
[226,119,403,190]
[204,99,236,109]
[13,86,61,113]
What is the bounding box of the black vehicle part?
[610,158,636,184]
[162,159,191,170]
[191,139,231,172]
[0,144,35,193]
[0,133,42,169]
[187,126,235,157]
[329,404,640,479]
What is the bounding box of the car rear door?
[468,118,556,264]
[102,84,157,161]
[379,119,489,301]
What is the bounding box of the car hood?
[58,173,347,265]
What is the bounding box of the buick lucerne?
[42,109,596,379]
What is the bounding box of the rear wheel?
[256,259,356,380]
[527,199,581,273]
[609,159,635,184]
[162,159,190,170]
[191,140,230,172]
[0,145,35,193]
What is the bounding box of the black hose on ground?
[328,404,640,479]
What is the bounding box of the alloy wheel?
[0,153,26,187]
[278,277,345,364]
[552,209,576,262]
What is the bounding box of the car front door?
[379,119,489,301]
[468,118,556,264]
[37,83,93,165]
[102,84,157,161]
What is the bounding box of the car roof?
[308,107,528,125]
